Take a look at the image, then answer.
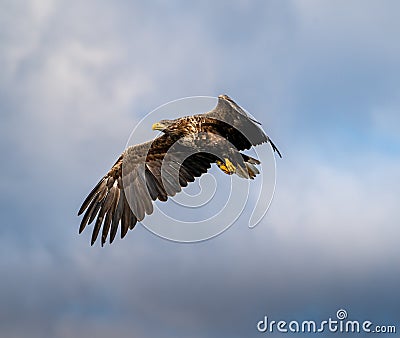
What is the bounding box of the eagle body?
[78,95,281,245]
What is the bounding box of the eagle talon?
[217,158,236,175]
[224,159,236,173]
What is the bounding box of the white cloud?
[1,0,55,79]
[264,152,400,270]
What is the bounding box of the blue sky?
[1,1,399,337]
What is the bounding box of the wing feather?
[78,135,216,245]
[203,95,281,156]
[110,189,123,244]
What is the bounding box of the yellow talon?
[217,159,236,175]
[224,159,235,173]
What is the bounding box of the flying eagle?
[78,94,282,245]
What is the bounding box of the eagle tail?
[241,154,260,179]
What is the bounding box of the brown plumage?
[78,94,281,246]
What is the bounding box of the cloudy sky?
[1,0,399,337]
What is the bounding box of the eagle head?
[152,119,177,133]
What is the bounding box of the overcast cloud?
[1,1,399,337]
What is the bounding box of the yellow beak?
[152,122,165,131]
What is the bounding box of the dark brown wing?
[78,134,215,246]
[203,95,282,157]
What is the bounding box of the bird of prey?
[78,94,282,246]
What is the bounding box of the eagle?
[78,94,282,246]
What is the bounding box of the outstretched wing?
[203,95,282,157]
[77,134,215,246]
